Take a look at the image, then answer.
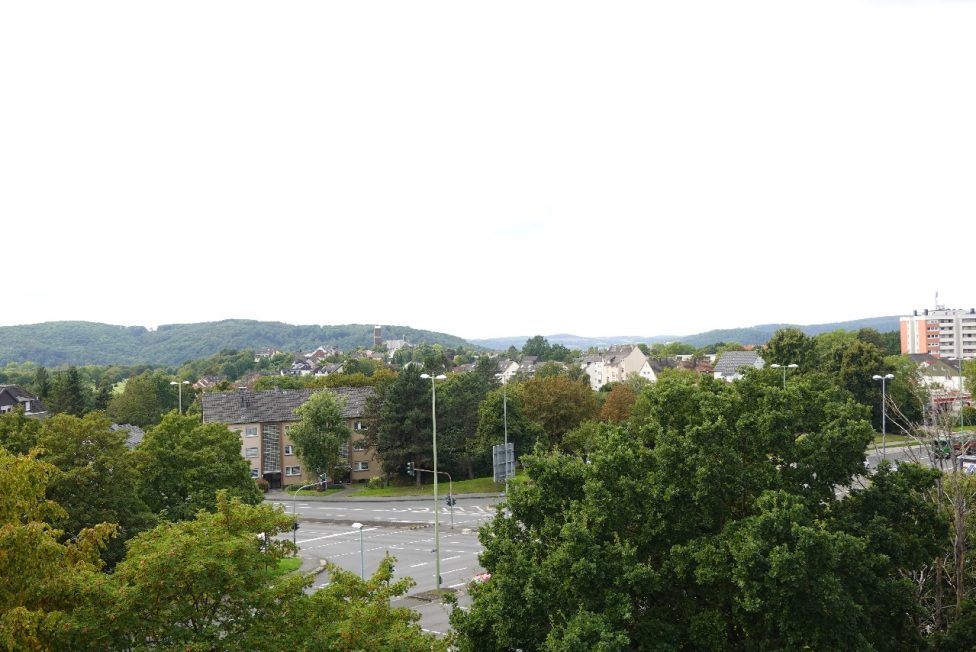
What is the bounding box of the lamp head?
[787,364,799,369]
[770,364,781,369]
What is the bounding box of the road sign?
[492,442,515,483]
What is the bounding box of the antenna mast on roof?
[935,290,945,311]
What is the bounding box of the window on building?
[354,461,369,471]
[284,445,294,455]
[245,447,258,458]
[245,426,258,437]
[353,440,368,452]
[354,420,368,431]
[250,468,259,478]
[286,466,302,476]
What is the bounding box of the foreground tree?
[36,413,155,567]
[0,448,115,651]
[134,412,262,520]
[288,390,351,482]
[86,494,301,650]
[452,372,943,649]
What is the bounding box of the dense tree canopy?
[520,375,598,449]
[368,366,433,480]
[134,412,262,520]
[0,448,115,651]
[107,370,182,428]
[452,372,943,650]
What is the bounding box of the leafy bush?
[367,476,385,490]
[961,405,976,428]
[255,478,270,493]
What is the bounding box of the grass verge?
[351,472,526,497]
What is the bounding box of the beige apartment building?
[202,386,379,488]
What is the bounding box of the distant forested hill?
[469,316,902,351]
[0,320,470,366]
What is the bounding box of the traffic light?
[445,495,456,506]
[292,521,300,531]
[406,461,414,477]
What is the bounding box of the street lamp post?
[170,380,190,413]
[420,373,446,593]
[351,522,365,579]
[503,382,509,497]
[872,373,895,460]
[769,363,798,389]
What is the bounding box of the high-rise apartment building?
[900,306,976,359]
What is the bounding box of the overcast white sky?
[2,1,973,340]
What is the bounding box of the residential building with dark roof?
[0,385,47,417]
[713,351,764,381]
[202,386,377,488]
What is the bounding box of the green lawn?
[266,556,302,578]
[871,434,913,447]
[351,472,526,497]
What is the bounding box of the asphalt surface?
[281,516,486,637]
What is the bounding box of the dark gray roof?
[0,385,47,414]
[201,386,374,425]
[714,351,764,375]
[110,423,146,448]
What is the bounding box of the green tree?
[837,340,887,427]
[452,372,941,650]
[522,335,552,359]
[107,370,178,428]
[765,327,815,369]
[475,385,545,467]
[288,390,351,482]
[0,408,43,455]
[31,366,51,402]
[92,494,301,650]
[0,448,116,651]
[36,413,155,567]
[438,371,495,479]
[281,557,448,651]
[521,375,599,449]
[134,412,262,521]
[78,494,446,651]
[47,366,87,416]
[368,366,431,482]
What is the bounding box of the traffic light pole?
[413,467,453,529]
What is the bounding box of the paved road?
[288,520,485,637]
[268,496,501,529]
